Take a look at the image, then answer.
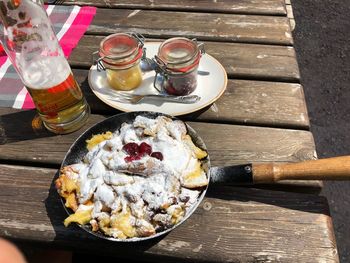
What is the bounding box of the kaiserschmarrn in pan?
[55,115,208,239]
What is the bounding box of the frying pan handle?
[210,156,350,185]
[253,155,350,183]
[210,164,254,185]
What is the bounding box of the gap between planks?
[49,0,288,16]
[85,8,294,46]
[69,36,300,83]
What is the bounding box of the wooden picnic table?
[0,0,339,262]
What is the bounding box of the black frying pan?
[60,111,350,241]
[60,111,211,242]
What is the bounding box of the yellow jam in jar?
[106,64,142,91]
[99,33,144,91]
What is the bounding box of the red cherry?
[124,154,142,163]
[134,154,142,160]
[122,142,139,156]
[139,142,152,156]
[151,152,163,161]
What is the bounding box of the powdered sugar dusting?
[59,115,208,239]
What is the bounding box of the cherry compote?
[123,142,163,163]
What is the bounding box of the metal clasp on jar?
[152,55,169,93]
[192,38,205,55]
[92,32,146,72]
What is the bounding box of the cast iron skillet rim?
[59,111,210,242]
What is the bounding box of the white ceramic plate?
[88,41,227,116]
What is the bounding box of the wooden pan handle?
[252,156,350,183]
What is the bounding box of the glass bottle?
[0,0,90,134]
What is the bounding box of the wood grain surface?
[0,0,339,260]
[0,109,315,167]
[193,80,309,129]
[71,68,308,128]
[69,36,300,82]
[0,164,337,262]
[56,0,287,15]
[87,9,293,45]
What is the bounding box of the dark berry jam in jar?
[154,38,204,96]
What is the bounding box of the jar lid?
[99,33,142,68]
[157,38,201,72]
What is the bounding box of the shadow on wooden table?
[42,171,332,262]
[44,171,171,261]
[0,109,54,144]
[206,185,331,216]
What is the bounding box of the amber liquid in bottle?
[23,56,90,134]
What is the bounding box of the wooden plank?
[0,164,338,262]
[70,69,308,128]
[56,0,287,16]
[69,36,300,82]
[87,9,293,45]
[286,4,296,30]
[197,80,309,129]
[0,107,317,190]
[0,109,315,167]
